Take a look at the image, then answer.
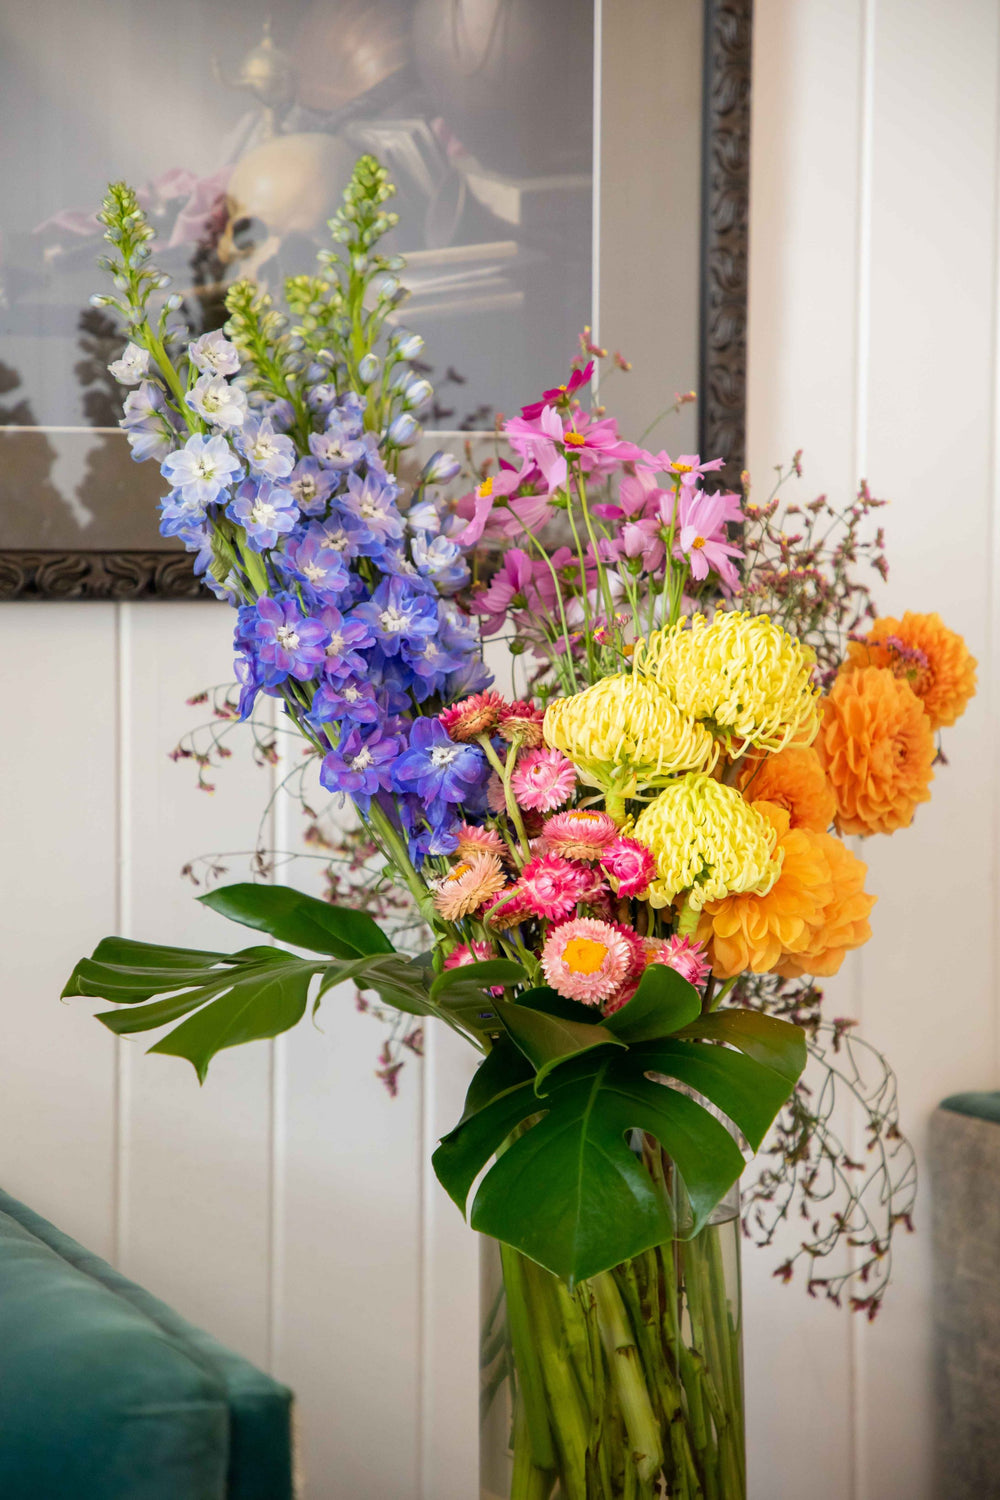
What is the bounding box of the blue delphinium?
[391,717,487,806]
[162,433,242,507]
[352,575,438,657]
[227,479,299,552]
[238,416,296,480]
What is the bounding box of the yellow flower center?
[563,937,609,975]
[564,431,586,448]
[672,461,693,474]
[477,477,494,499]
[447,863,471,883]
[691,536,706,550]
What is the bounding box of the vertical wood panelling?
[0,604,119,1256]
[855,4,1000,1496]
[744,4,865,1496]
[121,601,274,1365]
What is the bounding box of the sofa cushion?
[0,1189,293,1500]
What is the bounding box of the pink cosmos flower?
[543,809,619,861]
[592,463,669,522]
[673,489,744,589]
[652,935,711,988]
[620,517,665,574]
[541,917,633,1005]
[600,836,658,898]
[452,459,547,545]
[646,451,727,491]
[520,360,594,420]
[505,407,644,494]
[433,854,507,921]
[470,549,537,636]
[516,853,593,921]
[510,747,577,813]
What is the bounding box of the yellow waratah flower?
[631,773,783,911]
[542,673,717,795]
[634,611,821,754]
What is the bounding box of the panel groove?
[112,601,133,1273]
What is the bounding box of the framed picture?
[0,0,749,599]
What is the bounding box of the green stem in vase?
[591,1270,664,1484]
[498,1246,558,1474]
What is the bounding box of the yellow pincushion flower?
[632,773,783,910]
[543,673,717,797]
[634,611,821,754]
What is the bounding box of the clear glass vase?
[479,1188,744,1500]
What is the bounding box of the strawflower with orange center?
[845,611,977,730]
[541,917,633,1005]
[816,665,935,836]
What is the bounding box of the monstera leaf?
[433,968,806,1285]
[62,883,440,1081]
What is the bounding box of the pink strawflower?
[543,809,619,861]
[455,823,508,862]
[541,918,633,1005]
[444,939,505,994]
[444,940,494,970]
[482,886,533,931]
[510,747,576,813]
[516,853,593,922]
[652,935,711,988]
[440,690,506,742]
[614,923,647,978]
[433,854,507,921]
[486,774,508,816]
[600,836,658,898]
[498,700,546,748]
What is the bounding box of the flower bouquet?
[66,157,975,1499]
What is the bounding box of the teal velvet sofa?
[0,1187,294,1499]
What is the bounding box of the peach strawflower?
[697,802,834,977]
[738,745,836,833]
[455,822,507,862]
[510,747,577,812]
[542,917,633,1005]
[542,809,618,861]
[516,853,593,921]
[845,611,977,730]
[776,830,875,978]
[433,853,506,921]
[600,836,657,898]
[652,935,711,987]
[497,700,546,748]
[439,690,505,742]
[816,666,935,835]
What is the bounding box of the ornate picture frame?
[0,0,752,600]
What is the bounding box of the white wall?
[2,4,999,1497]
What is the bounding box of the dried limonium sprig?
[738,978,917,1319]
[736,452,889,682]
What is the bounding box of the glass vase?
[479,1192,744,1500]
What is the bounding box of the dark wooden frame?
[2,2,753,600]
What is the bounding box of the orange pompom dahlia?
[738,745,836,833]
[697,802,834,977]
[845,611,976,731]
[775,831,875,978]
[816,666,935,836]
[697,801,875,979]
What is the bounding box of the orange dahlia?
[775,831,875,978]
[816,666,934,836]
[738,746,836,833]
[696,802,833,977]
[845,611,976,731]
